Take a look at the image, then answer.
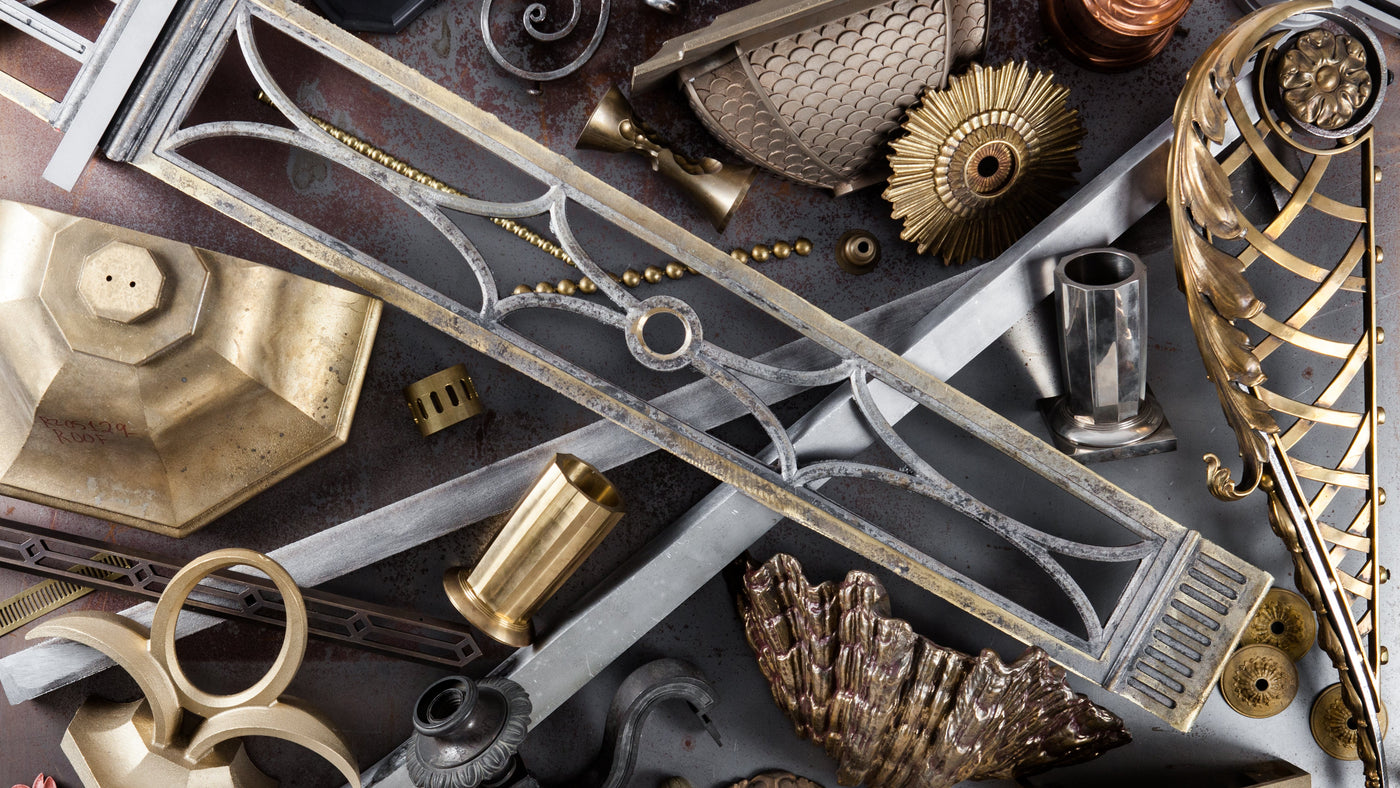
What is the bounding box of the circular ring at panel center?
[625,296,703,372]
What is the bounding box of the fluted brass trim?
[445,454,624,646]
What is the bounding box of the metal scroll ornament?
[25,548,361,788]
[480,0,609,87]
[630,0,988,195]
[884,62,1086,265]
[1167,2,1388,785]
[738,554,1131,787]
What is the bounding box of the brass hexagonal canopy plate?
[0,200,382,537]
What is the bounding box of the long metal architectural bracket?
[1169,2,1388,785]
[4,0,1269,732]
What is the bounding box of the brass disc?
[1241,587,1317,661]
[1220,644,1298,718]
[1311,683,1390,760]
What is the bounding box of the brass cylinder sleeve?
[444,454,624,646]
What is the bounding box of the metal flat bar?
[0,264,975,705]
[0,520,483,668]
[40,0,179,190]
[0,0,92,61]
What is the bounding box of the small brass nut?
[835,229,881,275]
[78,242,165,323]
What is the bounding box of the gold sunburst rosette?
[883,61,1087,265]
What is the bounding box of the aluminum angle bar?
[40,0,181,189]
[0,0,92,62]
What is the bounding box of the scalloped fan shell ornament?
[738,554,1130,787]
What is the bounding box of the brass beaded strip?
[256,93,811,297]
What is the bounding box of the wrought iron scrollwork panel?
[101,0,1270,730]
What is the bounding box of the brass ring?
[148,548,308,718]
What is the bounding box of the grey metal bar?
[0,263,975,705]
[351,114,1252,788]
[0,0,92,61]
[40,0,179,190]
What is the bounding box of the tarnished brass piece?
[577,86,756,233]
[834,230,880,275]
[631,0,987,194]
[0,200,381,537]
[445,454,624,646]
[1168,4,1388,783]
[0,553,129,637]
[1220,644,1299,718]
[1277,29,1373,132]
[1241,587,1317,661]
[739,554,1130,787]
[885,62,1086,265]
[1313,683,1391,761]
[1042,0,1193,71]
[28,548,360,787]
[405,364,483,437]
[728,774,824,788]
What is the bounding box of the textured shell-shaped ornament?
[738,554,1131,787]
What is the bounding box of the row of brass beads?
[512,238,814,297]
[257,92,579,269]
[252,95,817,300]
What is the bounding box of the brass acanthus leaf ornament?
[1167,4,1318,501]
[1278,29,1372,130]
[884,61,1086,265]
[738,554,1130,788]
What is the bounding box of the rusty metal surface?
[0,2,1396,788]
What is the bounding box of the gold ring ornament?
[25,548,361,788]
[884,62,1087,265]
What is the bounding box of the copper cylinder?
[1042,0,1192,71]
[444,454,624,646]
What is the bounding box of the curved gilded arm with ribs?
[1169,2,1388,785]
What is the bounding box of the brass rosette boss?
[884,62,1087,266]
[1220,643,1299,718]
[1240,586,1317,661]
[445,454,624,646]
[1313,682,1392,761]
